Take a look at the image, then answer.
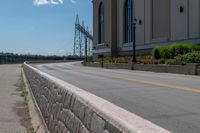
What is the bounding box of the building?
[92,0,200,58]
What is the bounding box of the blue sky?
[0,0,92,55]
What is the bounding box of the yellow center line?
[80,70,200,93]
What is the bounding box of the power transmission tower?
[73,15,82,56]
[73,14,93,57]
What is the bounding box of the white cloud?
[70,0,76,4]
[33,0,76,6]
[33,0,64,6]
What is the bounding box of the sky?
[0,0,92,56]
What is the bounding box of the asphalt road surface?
[35,62,200,133]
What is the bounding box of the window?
[124,0,133,43]
[98,2,105,44]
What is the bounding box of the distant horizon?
[0,0,92,56]
[0,51,78,56]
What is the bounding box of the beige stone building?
[92,0,200,58]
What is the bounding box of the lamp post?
[132,19,137,63]
[85,36,88,62]
[132,0,137,63]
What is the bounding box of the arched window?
[124,0,133,43]
[98,2,105,44]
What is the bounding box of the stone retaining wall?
[82,62,132,70]
[23,63,170,133]
[134,63,198,75]
[83,62,200,75]
[197,64,200,75]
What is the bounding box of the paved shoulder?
[0,64,27,133]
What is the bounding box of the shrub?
[170,44,192,57]
[95,55,166,64]
[114,56,132,63]
[165,59,178,65]
[95,56,132,63]
[136,55,166,64]
[160,46,171,59]
[87,56,93,62]
[152,43,200,59]
[182,51,200,63]
[103,57,113,63]
[166,51,200,65]
[152,47,161,59]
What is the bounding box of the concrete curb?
[24,62,171,133]
[22,68,49,133]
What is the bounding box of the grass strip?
[21,69,36,133]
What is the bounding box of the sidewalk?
[0,64,27,133]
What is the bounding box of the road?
[35,62,200,133]
[0,64,27,133]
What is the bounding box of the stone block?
[62,127,70,133]
[79,124,89,133]
[71,118,81,133]
[57,121,66,133]
[49,115,55,133]
[63,109,82,133]
[105,122,122,133]
[63,110,74,129]
[104,130,109,133]
[63,93,72,109]
[91,113,105,133]
[83,107,93,130]
[72,99,86,121]
[53,125,59,133]
[69,95,76,110]
[61,90,67,105]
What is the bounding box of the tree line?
[0,52,82,64]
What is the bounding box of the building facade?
[93,0,200,58]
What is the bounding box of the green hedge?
[152,43,200,59]
[93,43,200,65]
[95,55,165,64]
[96,56,132,63]
[166,51,200,65]
[136,55,165,64]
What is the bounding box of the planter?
[83,62,200,75]
[134,63,199,75]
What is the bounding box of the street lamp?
[132,19,137,63]
[85,36,88,62]
[132,0,137,63]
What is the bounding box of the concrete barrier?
[26,59,83,64]
[23,63,171,133]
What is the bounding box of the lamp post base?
[131,61,136,70]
